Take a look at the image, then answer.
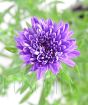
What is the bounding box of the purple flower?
[15,17,80,79]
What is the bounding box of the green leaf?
[20,89,35,104]
[5,46,17,53]
[39,77,54,105]
[20,90,30,104]
[59,70,73,87]
[26,21,31,28]
[47,0,63,6]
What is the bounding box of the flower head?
[15,17,80,79]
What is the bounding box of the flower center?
[36,36,57,65]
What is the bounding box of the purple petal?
[21,55,30,62]
[36,67,47,79]
[64,23,69,32]
[61,58,76,67]
[31,64,38,71]
[65,39,77,52]
[65,31,74,40]
[67,50,80,58]
[61,23,69,39]
[31,17,39,25]
[17,45,23,50]
[49,63,60,74]
[47,19,53,25]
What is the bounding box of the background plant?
[0,0,88,105]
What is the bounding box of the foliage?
[0,0,88,105]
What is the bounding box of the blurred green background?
[0,0,88,105]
